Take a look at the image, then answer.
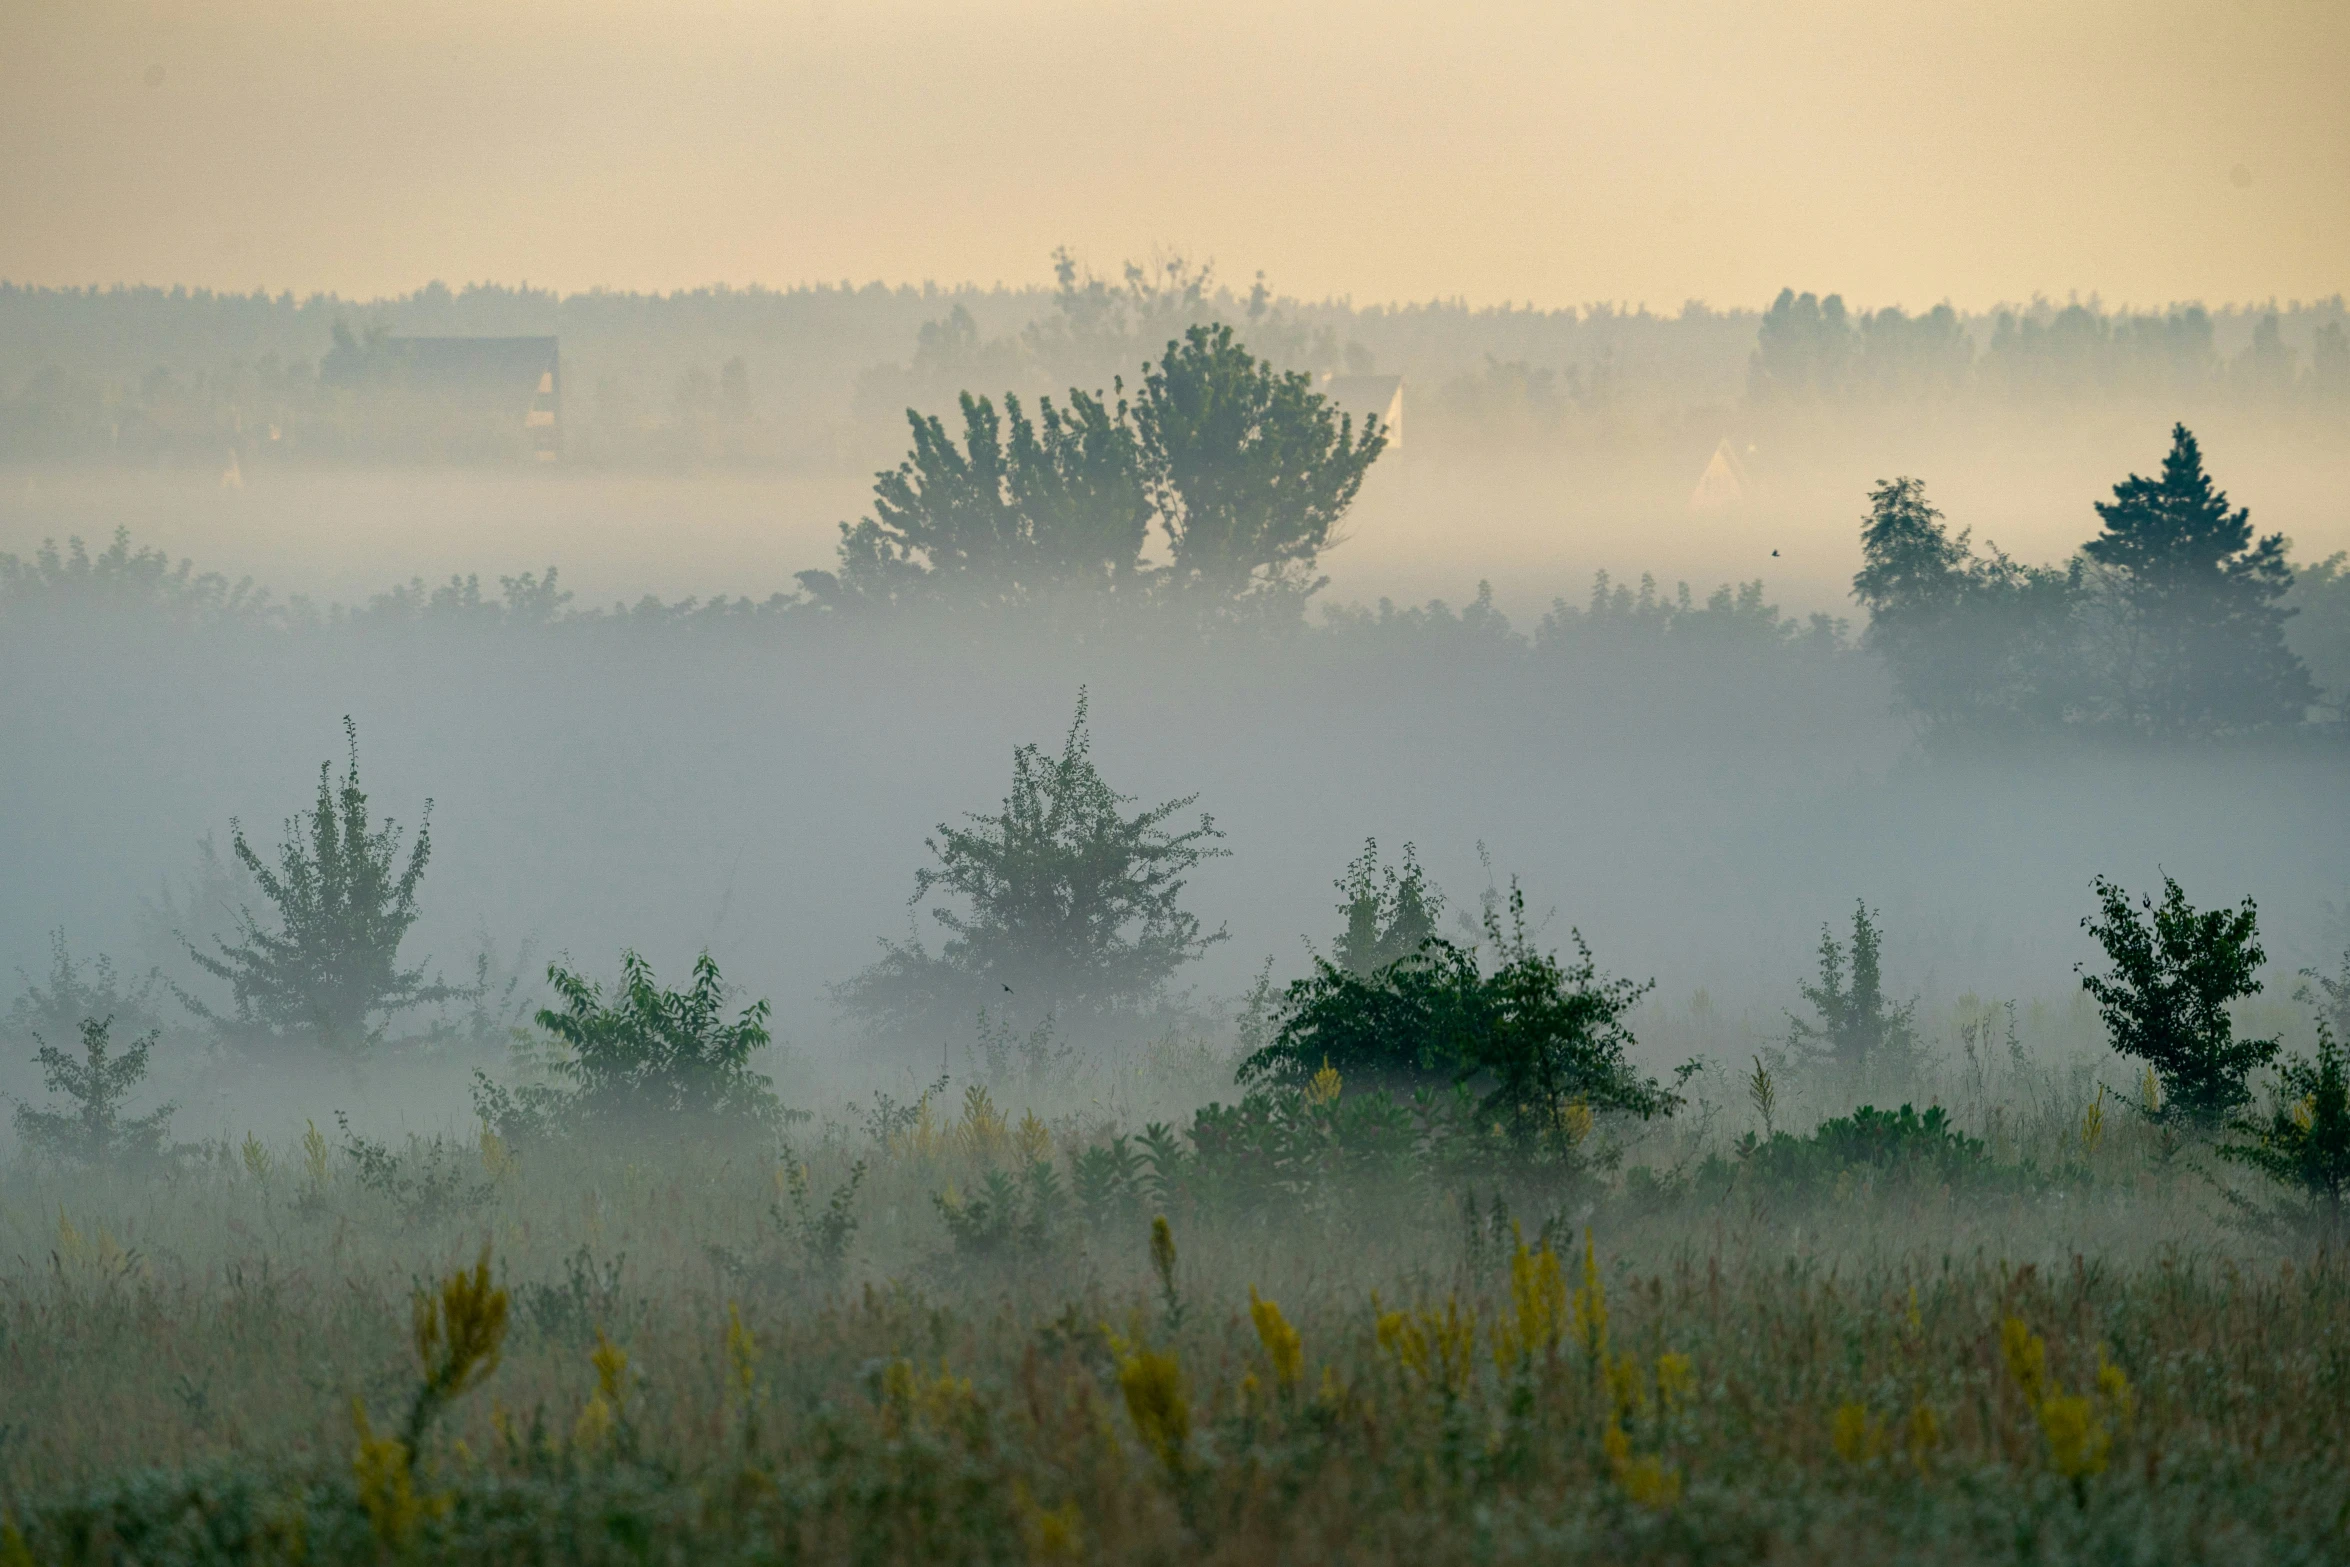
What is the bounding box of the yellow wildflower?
[1572,1229,1609,1367]
[1248,1286,1304,1393]
[1117,1347,1190,1477]
[572,1393,615,1454]
[2000,1316,2048,1405]
[352,1398,423,1549]
[1015,1109,1052,1168]
[727,1301,759,1396]
[1832,1400,1884,1464]
[2095,1344,2135,1432]
[591,1328,629,1409]
[2038,1394,2110,1479]
[1656,1351,1696,1416]
[241,1132,273,1183]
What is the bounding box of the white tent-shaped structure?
[1689,438,1752,511]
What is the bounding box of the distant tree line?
[4,268,2345,468]
[1855,424,2343,739]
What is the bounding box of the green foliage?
[9,930,167,1048]
[2220,1023,2350,1232]
[777,1155,867,1285]
[2078,875,2276,1131]
[1734,1104,1994,1195]
[812,385,1153,606]
[182,719,455,1053]
[933,1162,1067,1270]
[475,951,781,1135]
[332,1114,494,1227]
[9,1016,175,1166]
[2083,424,2315,735]
[805,323,1384,611]
[1331,839,1443,976]
[1242,883,1678,1149]
[836,692,1226,1035]
[1785,900,1922,1080]
[1135,322,1386,598]
[1850,477,2083,731]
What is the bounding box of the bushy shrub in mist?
[473,950,781,1138]
[1241,881,1680,1150]
[2221,1022,2350,1234]
[179,718,459,1054]
[9,1015,175,1166]
[834,691,1226,1045]
[2077,874,2276,1132]
[1783,900,1923,1085]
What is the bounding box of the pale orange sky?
[4,0,2346,311]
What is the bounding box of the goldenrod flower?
[1572,1229,1609,1368]
[2095,1345,2135,1432]
[1306,1058,1343,1106]
[726,1301,759,1396]
[301,1119,330,1187]
[1015,1109,1052,1167]
[352,1399,424,1548]
[1117,1347,1190,1478]
[1656,1351,1696,1416]
[1832,1401,1882,1464]
[2038,1394,2110,1479]
[572,1392,615,1455]
[1248,1286,1304,1393]
[2000,1316,2048,1405]
[591,1328,629,1409]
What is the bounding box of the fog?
[10,7,2350,1556]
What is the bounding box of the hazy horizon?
[8,1,2346,310]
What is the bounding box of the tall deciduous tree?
[804,325,1383,613]
[183,718,455,1052]
[1135,323,1386,599]
[2083,424,2314,735]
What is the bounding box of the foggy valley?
[3,4,2348,1563]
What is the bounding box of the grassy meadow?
[3,1016,2345,1567]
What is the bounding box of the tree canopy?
[801,325,1384,613]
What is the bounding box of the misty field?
[4,290,2349,1567]
[4,1063,2348,1566]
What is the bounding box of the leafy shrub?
[1242,884,1680,1150]
[474,951,783,1137]
[934,1162,1069,1271]
[1735,1104,1994,1194]
[333,1114,494,1226]
[2220,1023,2350,1233]
[835,692,1226,1038]
[181,719,457,1054]
[1785,900,1921,1082]
[9,1015,176,1166]
[2078,874,2276,1130]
